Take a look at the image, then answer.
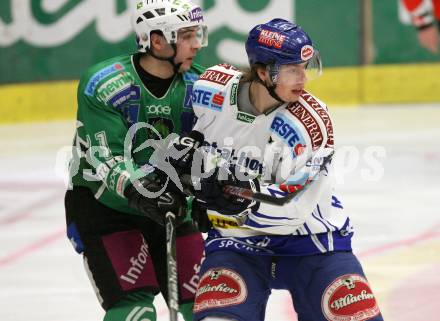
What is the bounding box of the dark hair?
[151,30,164,37]
[240,63,265,84]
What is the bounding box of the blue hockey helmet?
[245,18,322,82]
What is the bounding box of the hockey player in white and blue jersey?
[188,19,384,321]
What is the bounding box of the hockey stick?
[182,151,334,206]
[182,174,307,206]
[165,212,179,321]
[221,184,300,206]
[223,151,334,205]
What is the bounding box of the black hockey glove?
[124,174,186,226]
[191,199,212,233]
[194,165,255,215]
[168,131,204,175]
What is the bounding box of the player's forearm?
[85,152,148,198]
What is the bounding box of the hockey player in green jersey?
[64,1,208,320]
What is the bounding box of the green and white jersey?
[69,54,204,215]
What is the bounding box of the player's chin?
[284,91,302,102]
[180,59,193,71]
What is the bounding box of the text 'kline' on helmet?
[246,18,316,66]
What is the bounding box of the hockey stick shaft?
[181,174,300,206]
[165,212,179,321]
[180,151,333,206]
[222,184,299,205]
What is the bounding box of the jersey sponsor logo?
[230,83,238,105]
[206,236,273,255]
[96,72,132,103]
[116,172,128,197]
[218,63,240,71]
[108,85,141,108]
[294,143,306,156]
[287,102,323,150]
[202,140,265,175]
[208,214,245,230]
[217,237,271,253]
[192,86,224,111]
[302,92,334,147]
[145,104,171,116]
[95,162,111,182]
[194,268,248,313]
[321,274,380,321]
[301,45,314,61]
[236,111,255,124]
[184,84,193,109]
[270,113,306,158]
[108,166,120,191]
[182,261,203,296]
[85,63,124,96]
[119,103,140,127]
[212,92,224,106]
[258,29,286,49]
[178,234,205,299]
[119,240,150,285]
[104,155,124,169]
[102,232,159,291]
[183,71,200,83]
[200,69,234,86]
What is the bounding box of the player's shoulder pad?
[294,90,334,149]
[298,90,328,112]
[196,63,242,89]
[269,90,334,154]
[192,63,242,116]
[79,54,134,99]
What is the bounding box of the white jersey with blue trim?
[192,64,353,256]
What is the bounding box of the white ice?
[0,105,439,321]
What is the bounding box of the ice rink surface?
[1,104,439,321]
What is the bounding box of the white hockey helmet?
[132,0,208,52]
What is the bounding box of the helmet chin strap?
[263,64,284,103]
[266,83,284,103]
[146,44,182,74]
[254,65,284,103]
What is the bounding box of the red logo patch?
[212,93,224,106]
[200,69,234,86]
[280,183,303,193]
[258,29,286,49]
[294,143,306,156]
[301,45,314,61]
[193,268,247,313]
[321,274,381,321]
